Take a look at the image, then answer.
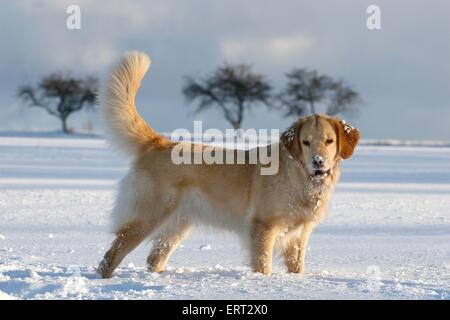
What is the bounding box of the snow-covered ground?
[0,133,449,300]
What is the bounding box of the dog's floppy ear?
[280,119,304,160]
[329,118,360,159]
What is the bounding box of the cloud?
[221,34,314,62]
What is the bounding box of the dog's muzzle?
[311,155,332,179]
[313,168,332,179]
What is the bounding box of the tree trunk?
[61,117,69,134]
[235,102,244,130]
[310,101,316,114]
[234,123,243,139]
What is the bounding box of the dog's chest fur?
[257,158,339,230]
[283,179,333,225]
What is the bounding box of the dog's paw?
[287,264,305,274]
[97,258,112,279]
[253,266,272,276]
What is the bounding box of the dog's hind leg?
[98,219,157,278]
[99,183,183,278]
[147,220,193,273]
[98,201,178,278]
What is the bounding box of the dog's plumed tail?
[101,51,170,156]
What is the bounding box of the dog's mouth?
[312,168,332,179]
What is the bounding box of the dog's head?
[280,114,360,179]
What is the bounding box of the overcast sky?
[0,0,449,139]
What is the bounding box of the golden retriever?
[98,52,360,278]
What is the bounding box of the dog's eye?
[302,140,310,147]
[326,138,334,145]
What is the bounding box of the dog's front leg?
[283,222,314,274]
[250,220,279,275]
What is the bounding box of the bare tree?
[182,64,272,129]
[278,68,360,117]
[278,68,334,116]
[18,73,98,133]
[326,80,361,116]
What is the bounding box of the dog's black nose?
[312,155,324,168]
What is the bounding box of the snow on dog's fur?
[98,52,360,278]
